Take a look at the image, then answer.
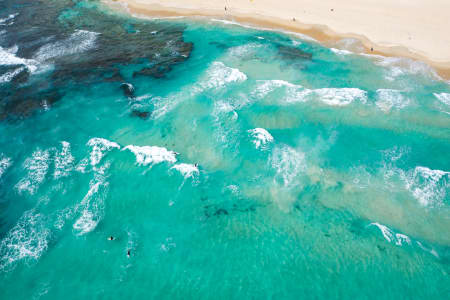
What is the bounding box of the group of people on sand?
[108,236,131,257]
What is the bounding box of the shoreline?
[104,0,450,81]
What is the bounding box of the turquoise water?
[1,1,450,299]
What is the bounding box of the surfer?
[108,236,115,241]
[127,250,131,257]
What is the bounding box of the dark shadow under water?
[0,0,193,120]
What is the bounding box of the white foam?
[369,222,411,246]
[382,145,409,163]
[4,44,18,54]
[123,145,177,166]
[253,79,311,104]
[0,155,12,178]
[271,145,306,187]
[33,30,99,62]
[333,38,365,53]
[0,13,18,25]
[248,128,274,149]
[376,89,410,112]
[53,141,74,179]
[0,46,39,73]
[200,61,247,90]
[0,66,26,83]
[75,158,89,173]
[227,43,261,58]
[209,18,317,42]
[403,166,449,207]
[227,184,239,195]
[416,241,439,258]
[395,234,412,246]
[73,210,98,235]
[370,222,394,242]
[213,100,235,115]
[151,62,247,120]
[370,223,441,257]
[365,55,440,81]
[252,80,367,106]
[330,48,352,55]
[16,149,50,195]
[73,169,108,235]
[210,18,240,26]
[171,163,199,179]
[433,93,450,106]
[160,237,176,252]
[0,210,50,271]
[313,88,367,106]
[86,137,120,167]
[54,207,75,230]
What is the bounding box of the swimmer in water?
[108,236,115,241]
[127,250,131,257]
[194,163,198,168]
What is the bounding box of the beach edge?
[104,0,450,81]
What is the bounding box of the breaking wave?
[198,61,247,90]
[402,166,449,207]
[171,163,199,179]
[253,80,367,106]
[123,145,178,166]
[86,137,120,167]
[433,92,450,106]
[248,128,274,150]
[0,13,18,26]
[369,222,439,257]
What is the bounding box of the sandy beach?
[106,0,450,79]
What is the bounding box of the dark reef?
[0,0,193,120]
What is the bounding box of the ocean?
[0,0,449,299]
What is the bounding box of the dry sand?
[106,0,450,79]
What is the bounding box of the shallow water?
[0,1,449,299]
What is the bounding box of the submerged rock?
[277,45,312,61]
[10,68,30,84]
[133,65,169,79]
[0,0,194,120]
[121,83,135,98]
[133,42,193,79]
[131,110,150,119]
[0,87,61,120]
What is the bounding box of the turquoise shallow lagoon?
[0,1,449,299]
